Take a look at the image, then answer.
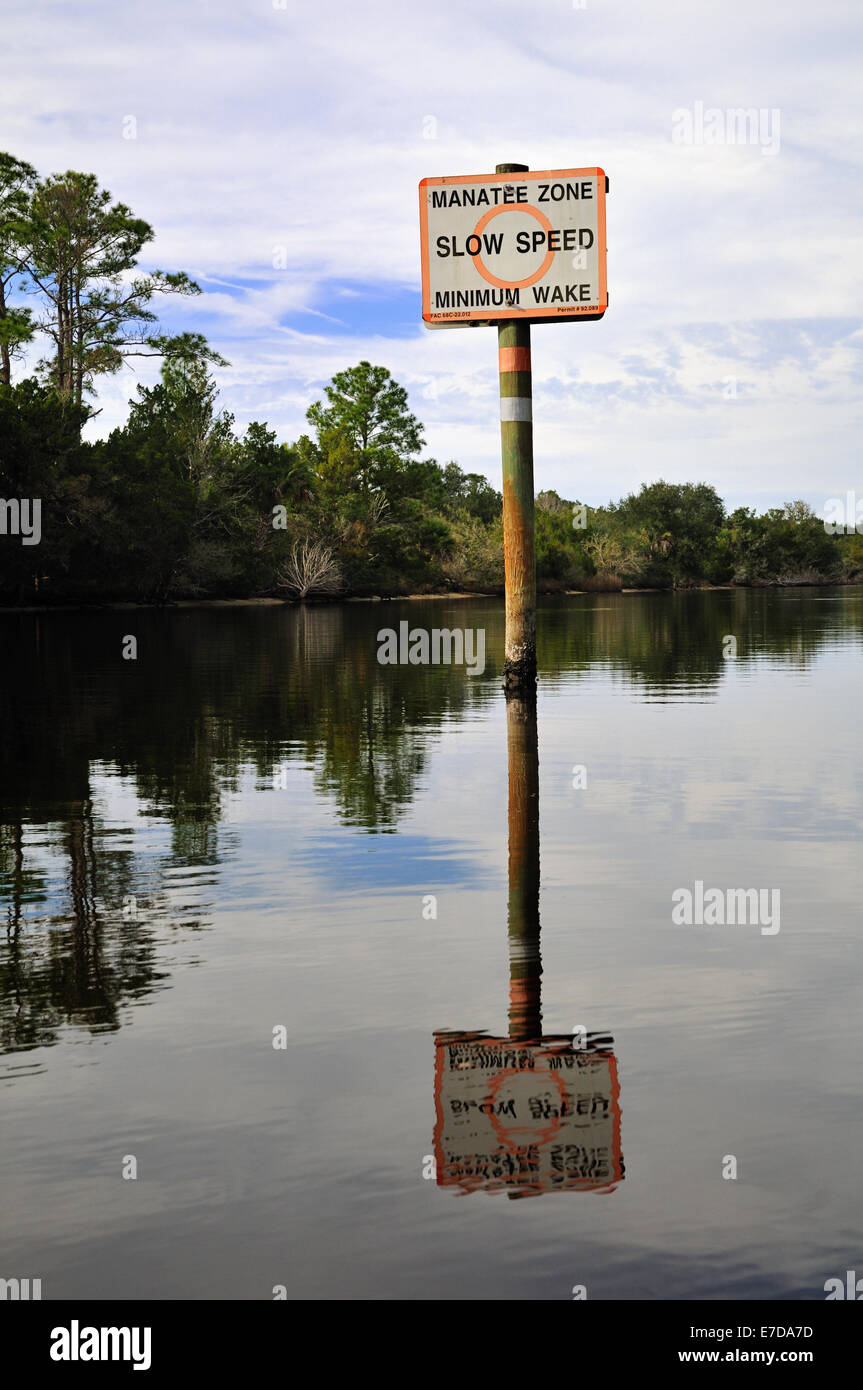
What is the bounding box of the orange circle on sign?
[471,203,555,290]
[487,1066,568,1150]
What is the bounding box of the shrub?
[278,540,343,598]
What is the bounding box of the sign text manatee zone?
[419,167,607,326]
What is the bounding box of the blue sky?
[3,0,862,511]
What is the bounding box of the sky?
[2,0,862,512]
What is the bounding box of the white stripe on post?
[500,398,533,423]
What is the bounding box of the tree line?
[1,150,860,605]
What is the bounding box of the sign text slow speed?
[419,167,607,327]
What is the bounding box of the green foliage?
[306,360,424,494]
[0,379,89,599]
[86,424,196,600]
[713,502,842,586]
[439,461,502,524]
[535,504,590,585]
[0,153,37,386]
[441,515,504,590]
[0,361,852,605]
[0,151,202,411]
[604,480,726,584]
[0,148,849,608]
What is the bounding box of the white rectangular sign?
[433,1032,623,1195]
[419,167,607,327]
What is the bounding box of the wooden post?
[496,162,537,695]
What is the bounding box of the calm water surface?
[1,589,861,1299]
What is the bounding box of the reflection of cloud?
[248,828,492,894]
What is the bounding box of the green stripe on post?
[499,370,533,399]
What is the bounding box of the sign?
[433,1031,624,1196]
[419,167,607,327]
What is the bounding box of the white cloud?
[2,0,861,507]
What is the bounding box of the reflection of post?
[434,688,624,1195]
[506,691,541,1042]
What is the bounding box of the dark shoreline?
[1,579,860,615]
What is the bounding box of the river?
[1,588,861,1299]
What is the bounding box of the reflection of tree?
[0,604,493,1053]
[244,604,492,829]
[0,821,49,1052]
[540,589,861,692]
[1,591,859,1055]
[62,804,116,1028]
[0,799,173,1053]
[5,595,853,841]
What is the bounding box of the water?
[1,589,861,1299]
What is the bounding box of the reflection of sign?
[433,1031,623,1196]
[419,168,607,326]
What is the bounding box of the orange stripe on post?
[498,345,531,374]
